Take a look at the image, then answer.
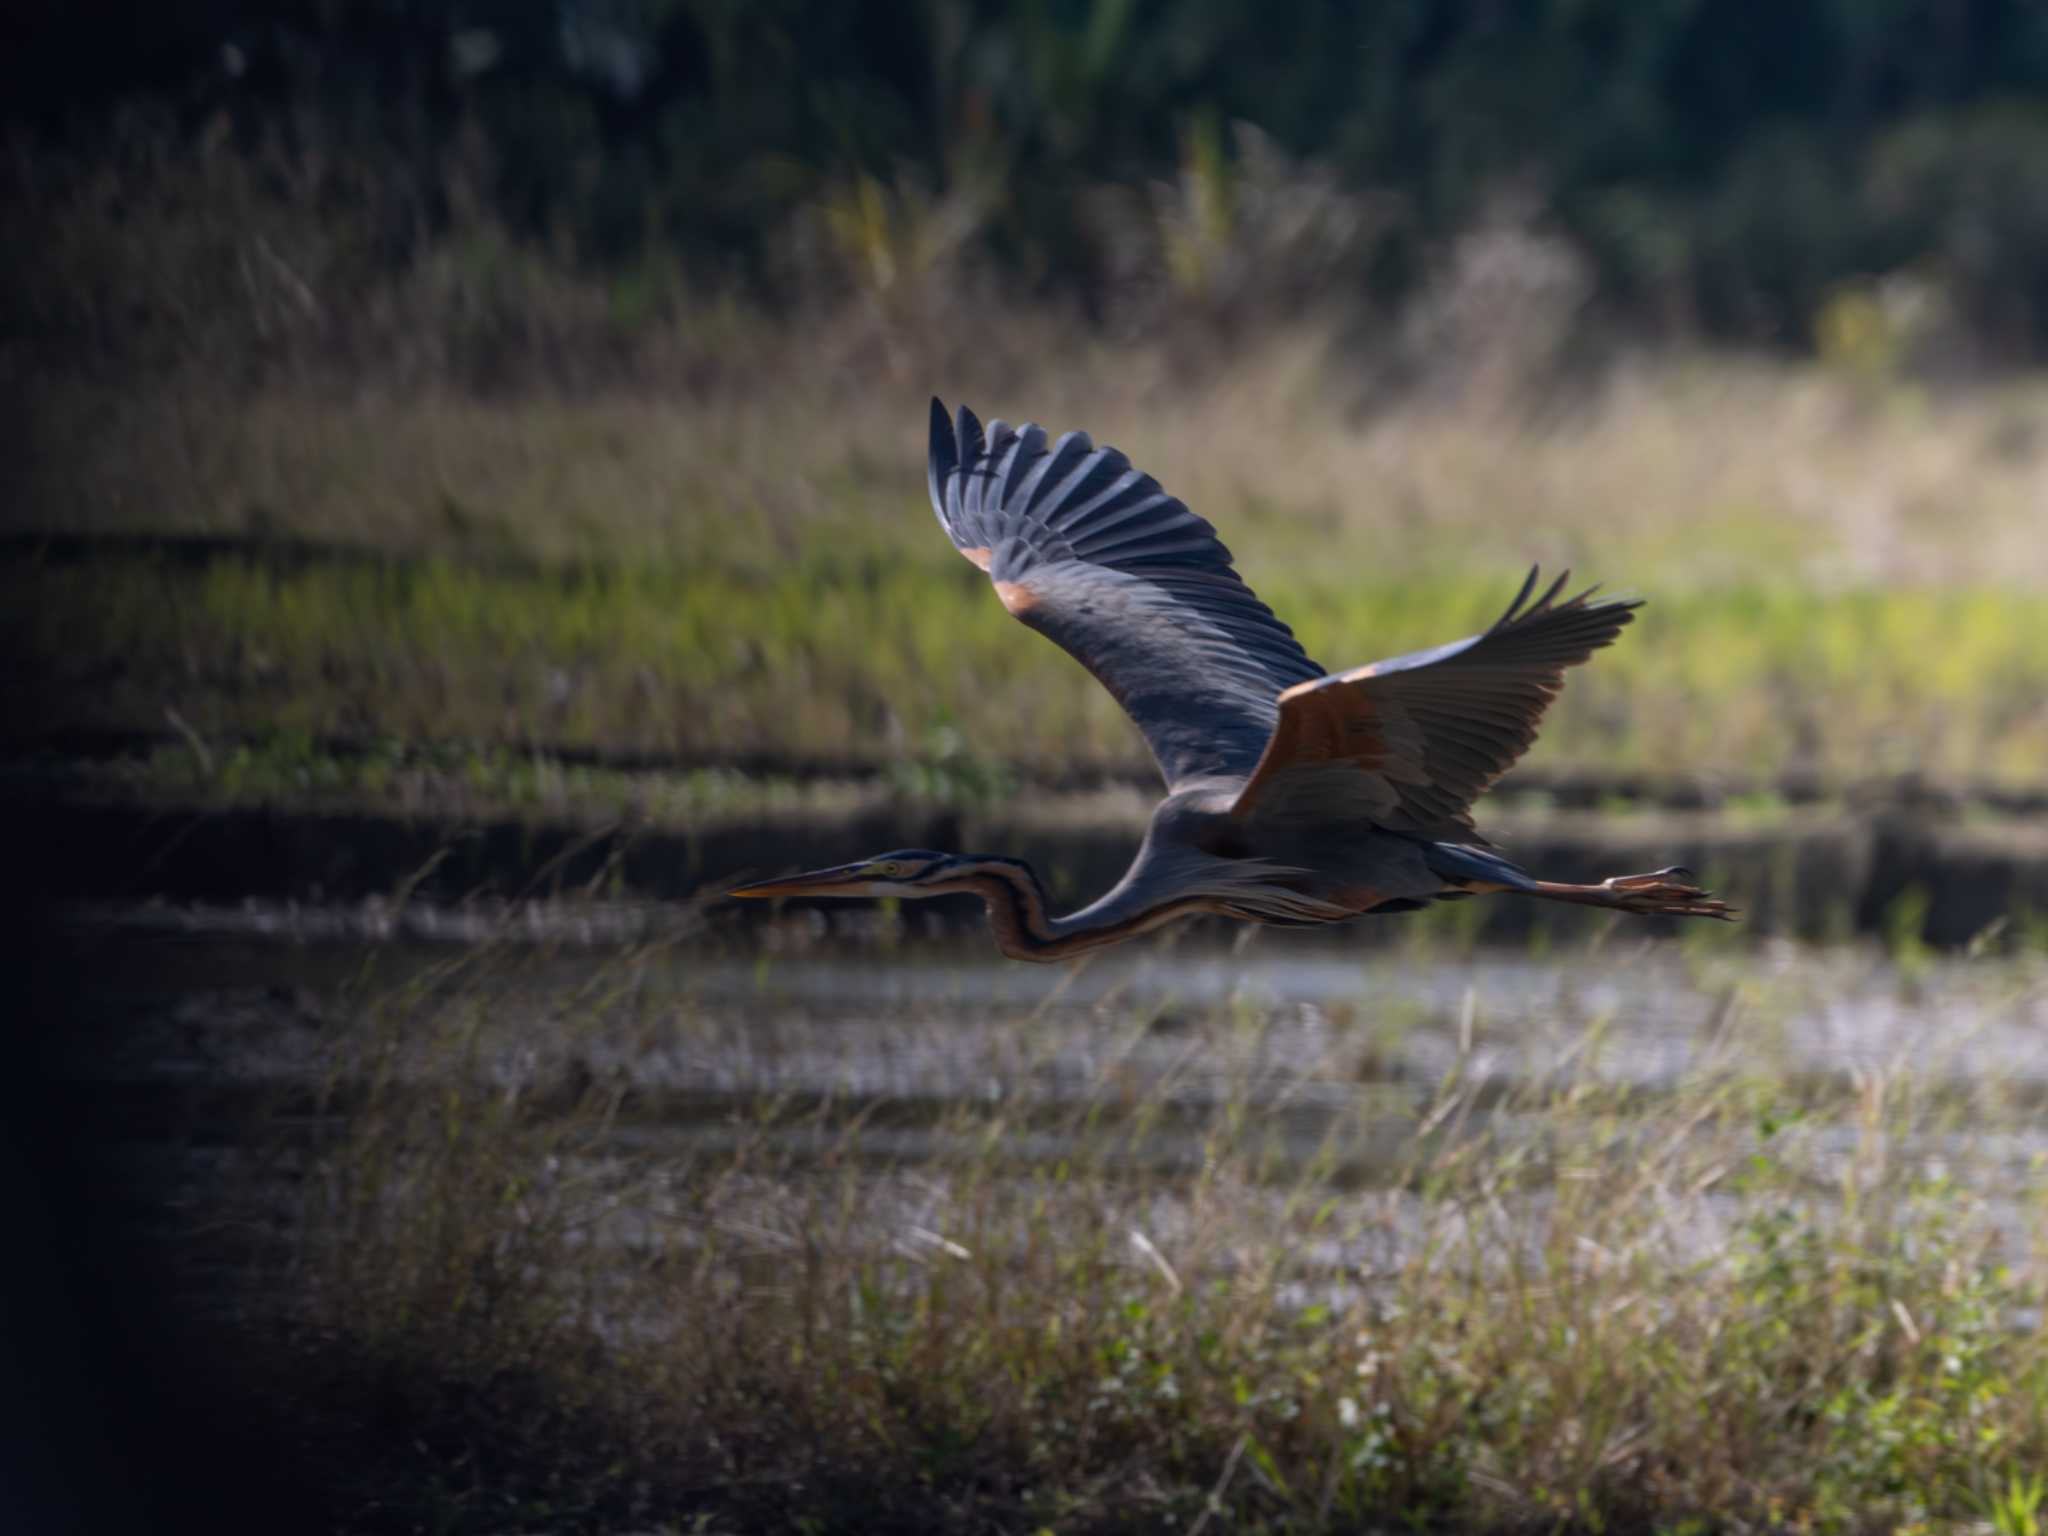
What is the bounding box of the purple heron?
[732,399,1733,960]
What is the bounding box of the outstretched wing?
[1229,569,1638,840]
[928,398,1323,790]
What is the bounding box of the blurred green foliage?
[9,3,2048,802]
[12,0,2048,362]
[15,551,2048,783]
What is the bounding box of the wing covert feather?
[1230,569,1639,839]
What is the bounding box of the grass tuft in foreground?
[273,937,2048,1533]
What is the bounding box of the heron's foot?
[1600,866,1737,921]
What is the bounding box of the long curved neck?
[943,857,1200,963]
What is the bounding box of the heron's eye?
[875,861,904,877]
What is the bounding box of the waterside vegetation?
[221,933,2048,1533]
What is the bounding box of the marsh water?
[27,910,2044,1376]
[45,911,2048,1245]
[54,911,2048,1099]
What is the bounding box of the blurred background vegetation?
[15,0,2048,369]
[6,0,2048,796]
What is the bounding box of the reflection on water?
[52,921,2048,1103]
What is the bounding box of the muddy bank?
[22,790,2048,946]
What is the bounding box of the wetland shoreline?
[22,766,2048,946]
[25,914,2048,1533]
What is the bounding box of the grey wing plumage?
[1230,569,1639,840]
[928,398,1323,789]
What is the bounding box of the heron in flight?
[732,399,1733,960]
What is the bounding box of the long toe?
[1665,897,1738,920]
[1606,873,1738,921]
[1651,892,1737,920]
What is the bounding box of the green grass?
[15,345,2048,787]
[62,731,902,825]
[266,936,2048,1532]
[17,551,2048,784]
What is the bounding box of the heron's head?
[728,849,964,901]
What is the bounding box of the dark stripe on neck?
[951,858,1205,962]
[951,860,1056,957]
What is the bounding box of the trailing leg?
[1426,843,1735,921]
[1523,865,1735,920]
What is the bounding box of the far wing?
[1229,569,1638,839]
[928,398,1323,790]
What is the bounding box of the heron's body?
[733,400,1733,957]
